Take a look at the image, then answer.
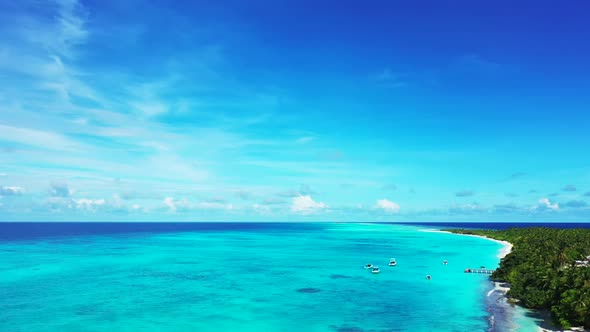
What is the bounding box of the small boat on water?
[388,258,397,266]
[364,264,374,269]
[442,260,448,265]
[371,267,380,274]
[426,275,432,280]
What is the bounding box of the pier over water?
[464,268,494,274]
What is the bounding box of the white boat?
[371,267,380,274]
[442,260,448,265]
[364,264,374,269]
[388,258,397,266]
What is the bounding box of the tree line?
[445,227,590,329]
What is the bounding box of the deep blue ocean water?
[2,222,588,241]
[1,222,588,331]
[0,222,322,241]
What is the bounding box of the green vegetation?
[445,227,590,329]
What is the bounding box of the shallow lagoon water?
[0,223,508,331]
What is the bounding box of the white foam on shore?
[487,282,510,297]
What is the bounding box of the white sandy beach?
[420,229,513,258]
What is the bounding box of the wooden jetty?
[464,268,494,274]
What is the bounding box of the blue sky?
[1,0,589,221]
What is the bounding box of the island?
[445,227,590,330]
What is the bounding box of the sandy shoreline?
[430,229,514,259]
[421,228,587,332]
[420,229,513,259]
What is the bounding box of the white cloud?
[449,203,483,214]
[163,197,190,212]
[291,195,327,214]
[164,197,175,211]
[3,0,98,108]
[46,196,74,211]
[163,198,233,212]
[376,199,400,213]
[46,0,89,58]
[0,124,83,152]
[0,186,24,195]
[164,197,181,212]
[50,182,73,197]
[74,198,106,211]
[535,198,559,211]
[195,201,233,210]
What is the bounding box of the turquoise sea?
[0,223,534,331]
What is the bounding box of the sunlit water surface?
[1,223,521,331]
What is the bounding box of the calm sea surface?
[1,222,588,331]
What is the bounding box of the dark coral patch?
[330,324,364,332]
[296,287,321,293]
